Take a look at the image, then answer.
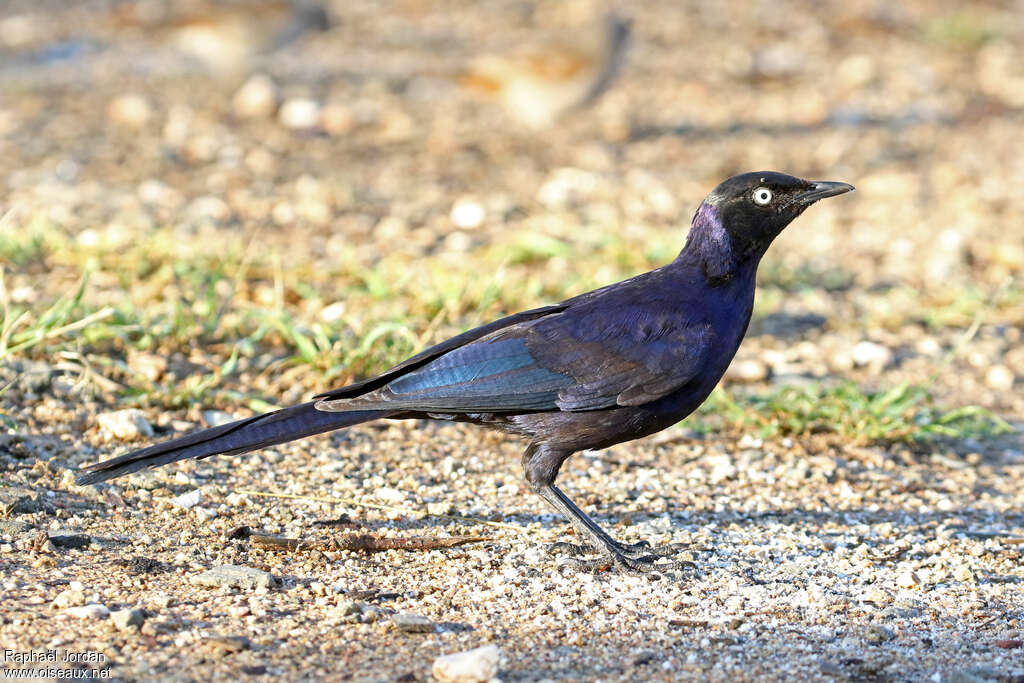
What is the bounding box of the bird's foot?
[609,539,662,559]
[546,541,592,558]
[546,539,655,561]
[547,539,678,560]
[548,541,697,576]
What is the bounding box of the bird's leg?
[521,444,691,574]
[533,483,662,572]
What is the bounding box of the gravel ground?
[1,1,1023,681]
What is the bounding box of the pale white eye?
[752,187,773,205]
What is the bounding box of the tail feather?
[76,402,389,485]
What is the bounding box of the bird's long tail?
[76,402,390,485]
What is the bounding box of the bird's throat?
[680,203,750,285]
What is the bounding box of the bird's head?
[698,171,854,258]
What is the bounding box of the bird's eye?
[752,187,773,205]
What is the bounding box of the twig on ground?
[249,531,490,553]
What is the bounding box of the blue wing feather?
[377,337,573,411]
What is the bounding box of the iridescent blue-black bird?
[79,172,854,572]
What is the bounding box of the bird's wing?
[317,297,713,414]
[314,302,569,402]
[529,303,713,410]
[345,334,575,411]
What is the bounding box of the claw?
[609,550,697,576]
[547,540,697,576]
[610,539,652,557]
[546,541,591,558]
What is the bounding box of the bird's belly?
[507,397,698,453]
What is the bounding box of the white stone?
[432,644,501,682]
[193,506,218,522]
[706,454,737,485]
[107,94,151,127]
[726,358,769,383]
[451,198,486,229]
[320,302,346,323]
[96,409,153,442]
[851,341,893,369]
[52,589,86,609]
[203,410,235,427]
[191,565,277,590]
[391,613,434,633]
[375,487,406,504]
[171,489,202,510]
[66,604,110,619]
[279,98,321,129]
[185,196,230,223]
[896,570,920,588]
[138,179,182,207]
[110,607,146,630]
[233,74,278,118]
[320,102,355,135]
[986,365,1015,391]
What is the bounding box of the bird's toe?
[545,541,592,558]
[610,539,652,558]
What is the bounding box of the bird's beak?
[794,181,855,205]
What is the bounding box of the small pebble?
[170,489,203,510]
[725,358,770,383]
[191,565,278,590]
[193,506,218,522]
[706,454,737,485]
[952,565,976,582]
[127,350,168,381]
[48,532,91,549]
[52,589,86,609]
[391,613,435,633]
[0,520,29,535]
[985,365,1015,391]
[279,98,321,129]
[375,486,406,504]
[338,600,365,617]
[107,93,151,127]
[321,102,355,135]
[432,644,501,682]
[203,410,236,427]
[865,589,892,607]
[125,472,162,490]
[110,608,146,631]
[451,197,486,229]
[233,74,278,118]
[96,409,153,442]
[852,341,894,370]
[66,604,110,619]
[204,635,252,656]
[896,570,920,588]
[185,196,231,223]
[863,624,894,644]
[137,179,181,209]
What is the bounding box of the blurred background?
[1,0,1022,435]
[2,3,1024,679]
